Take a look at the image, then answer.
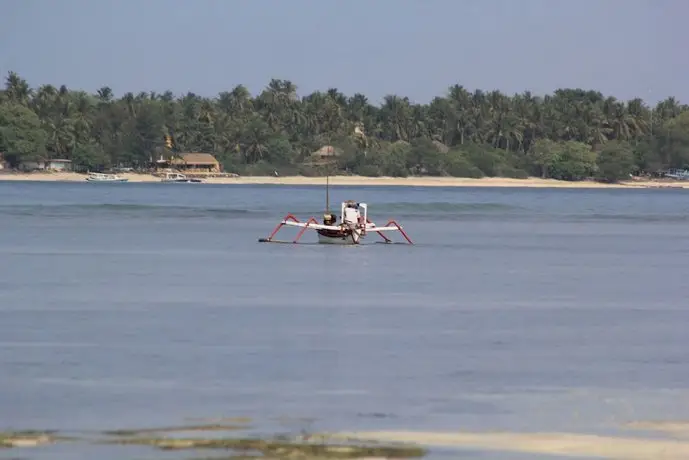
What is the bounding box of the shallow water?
[1,181,688,459]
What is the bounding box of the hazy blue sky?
[1,0,686,105]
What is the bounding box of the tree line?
[1,70,688,182]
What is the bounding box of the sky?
[0,0,686,106]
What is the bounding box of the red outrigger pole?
[379,220,413,244]
[259,213,303,243]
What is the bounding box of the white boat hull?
[317,233,354,245]
[161,173,202,183]
[86,177,128,182]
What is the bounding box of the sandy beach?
[625,420,689,438]
[327,424,689,459]
[1,171,687,189]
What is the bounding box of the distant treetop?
[1,71,687,181]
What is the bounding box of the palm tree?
[2,70,689,177]
[4,71,33,105]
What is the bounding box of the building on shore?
[154,152,221,173]
[19,159,73,172]
[305,145,342,167]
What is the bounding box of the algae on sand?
[0,431,60,448]
[104,436,427,458]
[0,426,426,458]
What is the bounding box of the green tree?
[656,112,689,169]
[549,141,598,181]
[596,141,635,182]
[1,70,688,179]
[444,149,484,178]
[0,102,47,166]
[373,141,410,177]
[529,139,561,178]
[71,142,110,172]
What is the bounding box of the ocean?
[1,180,688,459]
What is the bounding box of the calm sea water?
[1,181,688,460]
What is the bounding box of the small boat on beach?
[161,172,202,183]
[86,172,129,182]
[663,168,689,181]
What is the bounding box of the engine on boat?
[323,213,337,225]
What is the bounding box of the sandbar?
[328,430,689,459]
[625,420,689,438]
[1,172,687,189]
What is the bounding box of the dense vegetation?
[1,71,688,182]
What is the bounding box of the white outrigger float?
[258,177,413,245]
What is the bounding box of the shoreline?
[0,171,687,189]
[329,427,689,460]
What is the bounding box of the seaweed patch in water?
[103,435,427,458]
[102,423,250,436]
[357,412,397,419]
[185,417,253,424]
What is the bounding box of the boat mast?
[325,174,330,214]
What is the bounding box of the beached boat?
[86,172,129,182]
[161,172,202,183]
[664,168,689,181]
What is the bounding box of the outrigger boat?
[258,176,413,245]
[161,172,202,183]
[85,172,129,182]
